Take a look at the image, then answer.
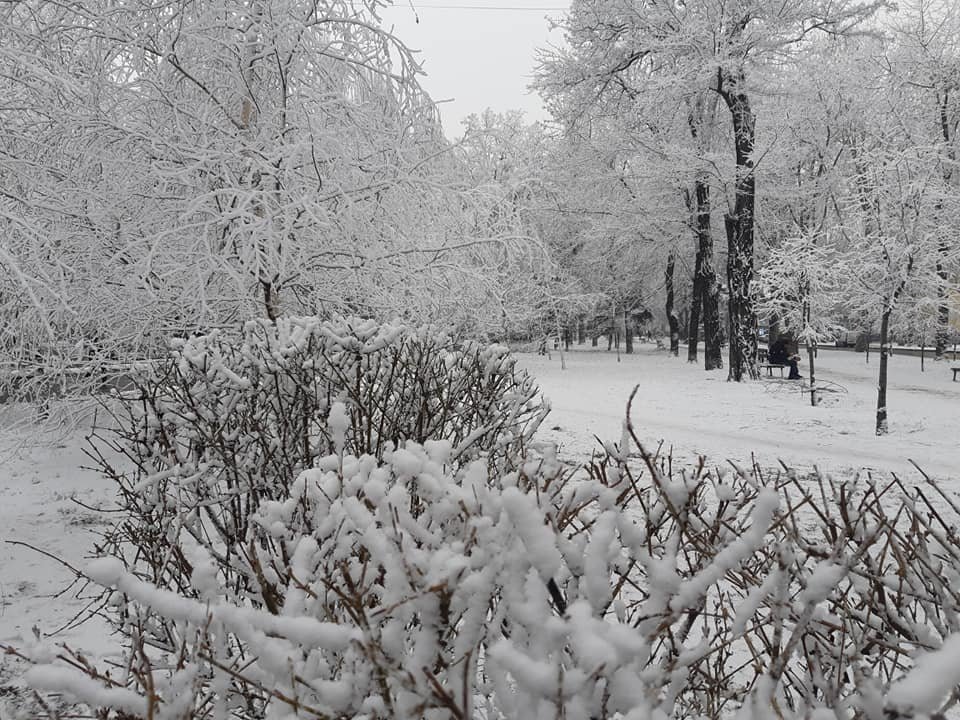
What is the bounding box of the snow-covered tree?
[536,0,886,380]
[839,121,944,433]
[884,0,960,360]
[757,233,844,405]
[0,1,551,390]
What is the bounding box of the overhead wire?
[391,3,566,25]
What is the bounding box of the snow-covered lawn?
[0,410,118,707]
[1,343,958,706]
[518,343,960,480]
[0,409,117,712]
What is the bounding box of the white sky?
[379,2,567,137]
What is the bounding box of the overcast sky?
[379,2,567,137]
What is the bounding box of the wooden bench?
[761,363,788,377]
[952,366,959,381]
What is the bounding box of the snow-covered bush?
[20,374,960,718]
[84,316,547,610]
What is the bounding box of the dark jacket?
[768,340,790,365]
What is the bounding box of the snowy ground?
[0,343,958,708]
[0,406,119,714]
[518,343,960,481]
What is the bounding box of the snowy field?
[0,408,118,712]
[1,342,958,708]
[520,343,960,481]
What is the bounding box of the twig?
[5,540,84,578]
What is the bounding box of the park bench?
[761,363,788,377]
[952,366,959,381]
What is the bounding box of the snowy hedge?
[15,325,960,719]
[84,316,548,599]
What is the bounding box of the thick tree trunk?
[703,282,723,370]
[578,316,586,345]
[876,308,892,435]
[666,253,680,356]
[691,177,723,371]
[724,212,756,380]
[720,74,758,381]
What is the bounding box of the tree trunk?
[691,176,723,371]
[936,95,954,361]
[719,74,758,381]
[242,3,284,322]
[625,311,634,354]
[666,253,680,356]
[262,278,280,323]
[724,212,756,380]
[612,307,624,351]
[876,308,892,435]
[935,257,950,360]
[686,95,723,371]
[703,281,723,370]
[806,341,818,406]
[688,272,702,363]
[874,255,914,434]
[687,195,703,364]
[578,317,586,344]
[556,317,567,370]
[799,288,817,405]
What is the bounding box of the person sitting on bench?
[769,337,801,379]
